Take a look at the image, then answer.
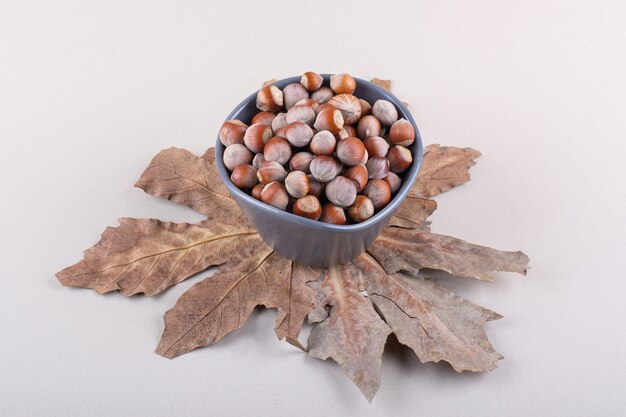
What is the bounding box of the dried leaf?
[412,144,482,198]
[368,227,529,281]
[308,264,392,402]
[261,79,277,87]
[56,218,257,296]
[356,254,503,372]
[135,147,240,219]
[156,243,322,358]
[370,78,392,92]
[389,196,437,228]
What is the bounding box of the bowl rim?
[215,74,423,233]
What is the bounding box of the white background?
[1,1,625,416]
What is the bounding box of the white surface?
[1,1,625,416]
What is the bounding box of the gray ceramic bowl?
[215,75,423,266]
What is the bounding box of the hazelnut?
[256,85,283,112]
[251,112,276,126]
[263,136,292,165]
[330,73,356,95]
[310,155,339,183]
[283,83,309,110]
[286,104,316,126]
[271,113,288,131]
[285,171,309,198]
[389,118,415,146]
[387,145,413,173]
[289,152,314,173]
[300,71,324,92]
[230,164,258,189]
[383,172,402,193]
[348,195,375,223]
[313,106,344,133]
[359,148,369,165]
[273,126,286,138]
[294,98,319,112]
[336,137,366,166]
[328,94,362,125]
[357,115,382,140]
[251,183,264,200]
[310,130,337,156]
[365,156,390,179]
[307,175,324,198]
[363,179,391,210]
[343,164,368,192]
[359,99,372,116]
[252,153,265,169]
[219,120,248,147]
[257,160,288,184]
[243,123,272,153]
[284,121,314,147]
[292,195,322,220]
[311,86,334,104]
[223,144,253,171]
[336,125,357,140]
[261,181,289,210]
[372,99,398,126]
[320,203,346,225]
[363,136,390,158]
[325,176,357,207]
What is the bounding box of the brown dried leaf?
[156,243,322,358]
[356,254,503,372]
[389,196,437,229]
[135,147,240,219]
[370,78,392,92]
[308,264,392,402]
[56,218,257,296]
[413,144,482,198]
[368,227,529,281]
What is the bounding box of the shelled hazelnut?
[222,72,416,223]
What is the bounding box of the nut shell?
[230,164,258,189]
[283,83,309,110]
[310,130,337,156]
[219,120,248,147]
[256,160,288,184]
[343,164,368,192]
[357,115,382,140]
[300,71,323,92]
[359,99,372,116]
[348,195,375,223]
[320,203,346,225]
[336,137,366,166]
[330,73,356,94]
[365,156,390,179]
[243,123,272,153]
[328,94,362,125]
[285,171,309,199]
[251,112,276,126]
[389,118,415,146]
[363,136,390,158]
[313,106,344,133]
[310,155,339,183]
[289,152,314,173]
[311,86,334,104]
[261,181,289,210]
[251,183,264,200]
[372,99,398,126]
[271,113,288,131]
[292,195,322,220]
[223,144,253,171]
[256,85,283,112]
[286,104,316,126]
[387,145,413,173]
[363,179,391,210]
[307,175,324,198]
[263,136,292,165]
[325,176,357,207]
[383,172,402,193]
[284,122,314,147]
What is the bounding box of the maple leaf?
[156,241,321,357]
[57,138,530,402]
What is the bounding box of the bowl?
[215,75,423,267]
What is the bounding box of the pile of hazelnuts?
[220,72,415,224]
